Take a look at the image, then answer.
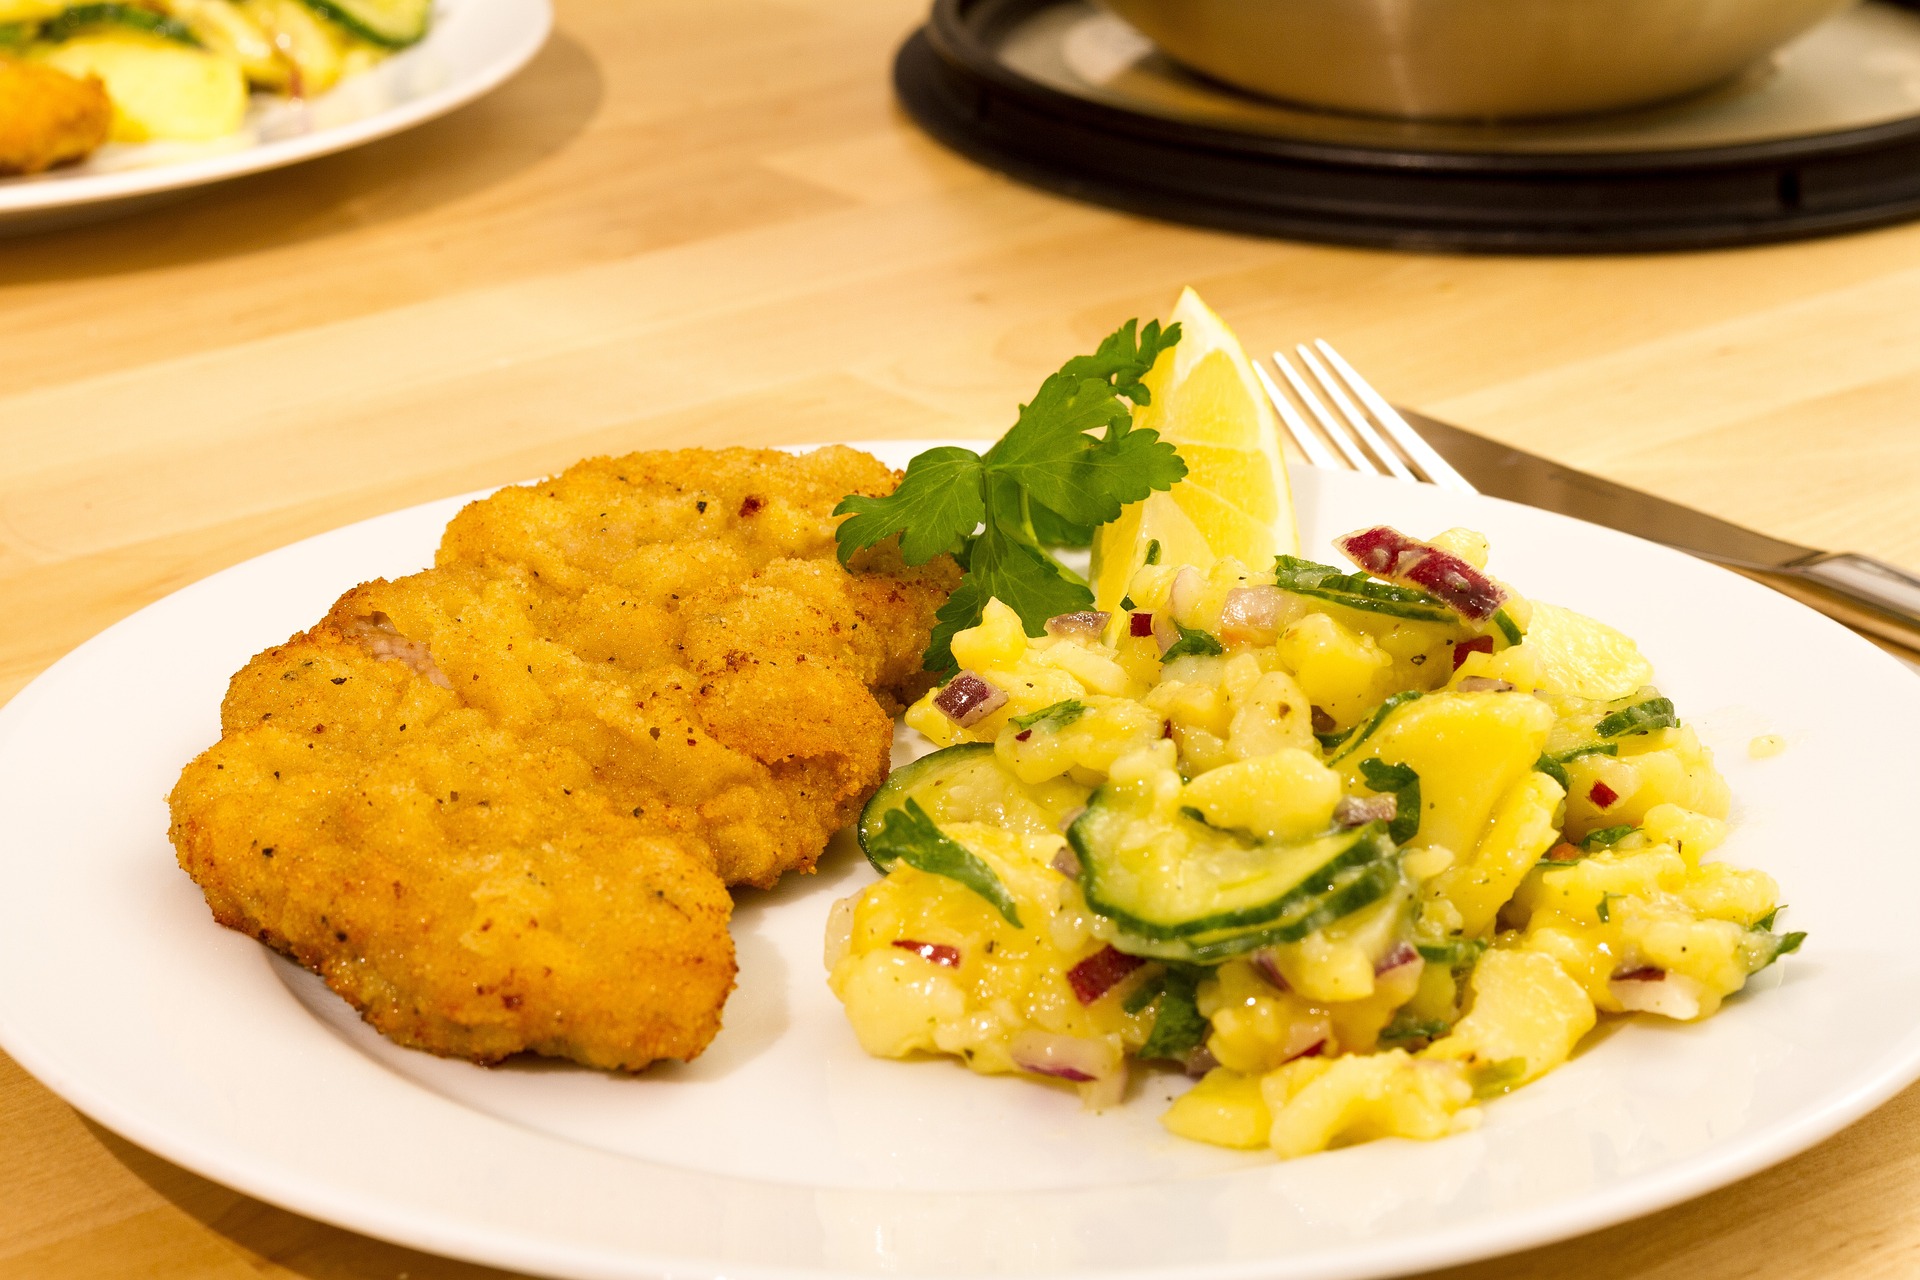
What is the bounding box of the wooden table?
[5,1,1920,1275]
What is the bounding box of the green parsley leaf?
[1139,966,1208,1061]
[1597,892,1619,924]
[1274,555,1454,623]
[1160,623,1224,661]
[1534,743,1618,789]
[832,447,984,566]
[1595,697,1678,738]
[1144,539,1162,566]
[1122,971,1166,1014]
[1580,824,1637,851]
[832,318,1188,673]
[1470,1057,1528,1099]
[864,798,1022,927]
[1379,1013,1453,1046]
[1011,699,1086,732]
[1357,758,1421,844]
[923,520,1096,672]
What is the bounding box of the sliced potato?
[0,0,67,22]
[40,32,247,142]
[167,0,286,88]
[239,0,348,93]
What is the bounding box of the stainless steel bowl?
[1100,0,1858,120]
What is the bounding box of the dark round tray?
[894,0,1920,252]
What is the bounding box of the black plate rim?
[895,23,1920,253]
[929,0,1920,174]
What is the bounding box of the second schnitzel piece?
[436,446,957,887]
[0,59,110,174]
[170,446,956,1070]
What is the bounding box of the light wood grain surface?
[5,1,1920,1275]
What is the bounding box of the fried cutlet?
[0,59,110,175]
[169,446,957,1070]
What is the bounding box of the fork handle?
[1753,552,1920,656]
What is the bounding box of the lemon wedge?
[1090,288,1299,611]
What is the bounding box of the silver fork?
[1256,340,1476,494]
[1259,340,1920,666]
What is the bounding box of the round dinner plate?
[2,442,1917,1280]
[0,0,550,234]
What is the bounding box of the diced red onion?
[1285,1037,1327,1064]
[1082,1060,1129,1109]
[1457,676,1515,693]
[1045,611,1110,641]
[933,670,1007,728]
[1374,941,1419,976]
[1278,1011,1332,1063]
[1613,965,1665,982]
[1251,948,1290,990]
[1051,844,1083,877]
[1335,794,1397,828]
[1066,946,1145,1005]
[1335,526,1510,622]
[1013,729,1032,742]
[1168,567,1205,623]
[892,939,961,968]
[1129,612,1155,638]
[1611,968,1701,1019]
[1589,780,1620,808]
[1010,1031,1118,1085]
[1153,611,1180,656]
[1544,842,1582,863]
[1220,585,1285,646]
[1452,636,1494,670]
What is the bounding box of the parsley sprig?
[833,320,1188,672]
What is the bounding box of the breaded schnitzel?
[0,59,110,174]
[170,447,956,1070]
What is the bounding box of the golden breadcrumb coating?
[169,446,956,1070]
[0,58,110,174]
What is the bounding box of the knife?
[1398,407,1920,657]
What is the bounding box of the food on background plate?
[826,291,1805,1160]
[0,0,431,159]
[0,55,110,172]
[170,447,956,1071]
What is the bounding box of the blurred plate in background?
[0,0,550,236]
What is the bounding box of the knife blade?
[1397,407,1920,657]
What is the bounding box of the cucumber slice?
[859,743,1059,868]
[297,0,428,47]
[40,3,199,46]
[1068,786,1399,955]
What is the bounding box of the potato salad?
[825,526,1802,1159]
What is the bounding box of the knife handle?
[1758,553,1920,655]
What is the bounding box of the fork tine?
[1274,352,1377,475]
[1314,341,1478,495]
[1296,344,1416,483]
[1255,362,1339,469]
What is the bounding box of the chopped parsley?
[863,798,1022,927]
[834,319,1188,673]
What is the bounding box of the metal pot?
[1099,0,1857,119]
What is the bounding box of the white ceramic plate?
[0,0,550,234]
[2,443,1918,1280]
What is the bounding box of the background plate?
[0,0,550,234]
[1,444,1917,1280]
